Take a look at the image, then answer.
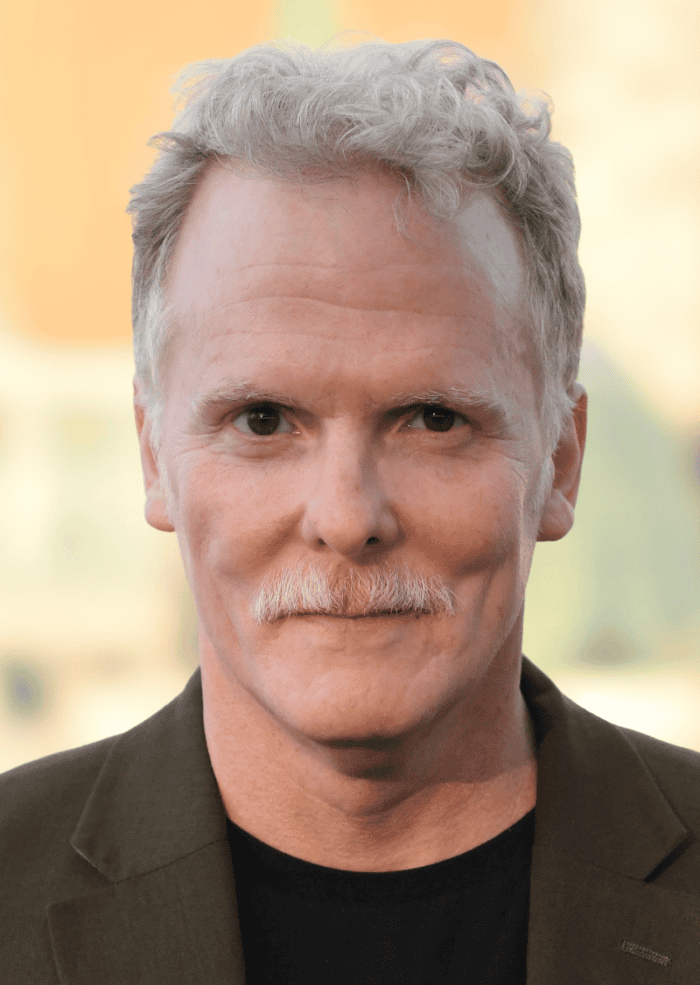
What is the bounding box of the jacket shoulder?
[0,735,121,893]
[618,722,700,812]
[0,732,119,832]
[0,736,122,981]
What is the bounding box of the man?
[1,36,699,984]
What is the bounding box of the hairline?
[153,158,546,407]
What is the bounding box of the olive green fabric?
[1,656,699,983]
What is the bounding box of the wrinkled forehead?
[171,164,524,288]
[161,164,534,380]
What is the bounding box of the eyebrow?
[190,380,514,431]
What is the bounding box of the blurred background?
[1,0,699,771]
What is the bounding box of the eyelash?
[228,403,471,436]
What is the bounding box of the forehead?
[168,164,526,315]
[163,165,533,403]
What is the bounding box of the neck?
[202,646,537,872]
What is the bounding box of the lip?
[294,610,419,620]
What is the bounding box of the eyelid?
[231,402,297,436]
[402,404,471,428]
[229,401,471,433]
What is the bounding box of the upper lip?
[298,610,413,619]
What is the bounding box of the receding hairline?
[128,38,585,459]
[156,159,537,385]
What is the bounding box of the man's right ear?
[133,377,175,533]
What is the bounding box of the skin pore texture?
[134,164,587,872]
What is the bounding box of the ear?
[133,376,175,533]
[537,383,587,542]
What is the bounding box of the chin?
[260,664,448,751]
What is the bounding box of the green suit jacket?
[1,656,699,983]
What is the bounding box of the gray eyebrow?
[189,381,297,423]
[190,380,514,431]
[385,385,513,428]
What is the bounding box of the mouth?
[295,610,420,620]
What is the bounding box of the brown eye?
[408,405,466,432]
[233,404,293,436]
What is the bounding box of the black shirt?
[226,807,534,984]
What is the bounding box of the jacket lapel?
[527,845,700,984]
[521,656,700,983]
[47,842,246,984]
[47,668,247,985]
[47,659,700,983]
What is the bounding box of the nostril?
[366,536,380,545]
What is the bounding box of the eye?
[232,404,295,437]
[406,405,469,433]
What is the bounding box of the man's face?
[136,165,575,751]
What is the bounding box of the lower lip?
[295,611,420,620]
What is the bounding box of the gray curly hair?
[127,35,585,460]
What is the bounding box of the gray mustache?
[251,562,456,624]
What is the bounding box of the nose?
[299,430,401,560]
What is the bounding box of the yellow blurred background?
[1,0,699,771]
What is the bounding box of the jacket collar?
[69,665,226,881]
[521,656,688,879]
[49,658,700,984]
[49,668,248,984]
[522,656,700,982]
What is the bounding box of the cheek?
[175,455,293,578]
[412,467,527,573]
[172,448,532,584]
